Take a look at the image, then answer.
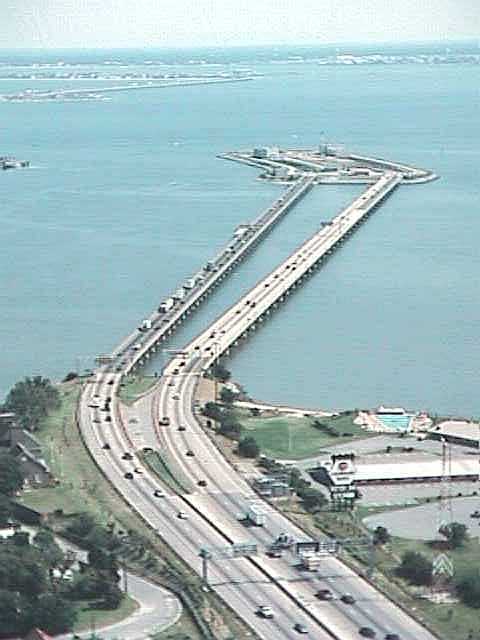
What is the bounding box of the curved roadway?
[79,171,439,640]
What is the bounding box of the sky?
[1,0,479,49]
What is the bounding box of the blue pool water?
[377,414,413,431]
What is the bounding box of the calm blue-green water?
[1,45,479,416]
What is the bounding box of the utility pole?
[199,548,211,585]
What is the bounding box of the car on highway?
[122,452,133,460]
[142,446,154,454]
[177,511,188,519]
[197,480,207,487]
[266,549,283,558]
[93,418,101,423]
[124,472,134,480]
[134,467,143,474]
[102,443,111,450]
[315,589,333,600]
[255,605,274,618]
[178,425,186,431]
[341,594,355,605]
[470,510,480,519]
[293,622,308,634]
[153,490,165,498]
[88,403,100,409]
[186,450,195,457]
[359,627,376,638]
[384,634,400,640]
[172,394,180,400]
[105,415,111,422]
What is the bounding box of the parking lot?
[363,495,480,540]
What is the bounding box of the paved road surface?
[61,574,181,640]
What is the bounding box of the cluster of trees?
[289,468,327,512]
[0,529,76,636]
[0,451,25,525]
[0,514,126,637]
[395,524,480,608]
[210,363,231,383]
[2,376,60,430]
[202,401,260,458]
[64,513,123,608]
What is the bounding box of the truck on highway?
[139,319,152,331]
[173,287,186,301]
[298,552,323,572]
[271,532,295,549]
[158,297,175,313]
[238,504,266,527]
[183,277,197,290]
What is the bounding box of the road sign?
[433,553,454,578]
[295,540,338,555]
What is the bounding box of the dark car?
[101,443,111,450]
[341,594,356,605]
[178,425,186,431]
[143,447,154,454]
[122,452,133,460]
[186,450,195,457]
[293,623,308,634]
[197,480,207,487]
[266,549,283,558]
[385,634,400,640]
[105,415,111,422]
[315,589,333,600]
[124,472,134,480]
[359,628,376,638]
[153,489,165,498]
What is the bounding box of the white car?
[256,606,274,619]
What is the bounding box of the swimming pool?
[377,414,413,431]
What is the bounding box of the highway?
[78,168,440,639]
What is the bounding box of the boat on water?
[1,157,30,170]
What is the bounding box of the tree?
[397,551,433,586]
[202,402,223,422]
[218,420,242,439]
[0,494,12,526]
[297,486,327,512]
[33,529,65,570]
[4,376,60,430]
[456,569,480,608]
[210,363,231,383]
[65,512,96,540]
[439,522,468,549]
[237,437,260,458]
[0,589,30,636]
[32,593,77,634]
[373,526,391,545]
[220,387,237,405]
[0,452,24,495]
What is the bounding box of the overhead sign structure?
[296,540,339,555]
[95,354,114,365]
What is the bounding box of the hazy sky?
[2,0,479,49]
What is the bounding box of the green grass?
[151,612,200,640]
[73,595,138,632]
[239,413,369,459]
[118,375,159,405]
[141,451,193,495]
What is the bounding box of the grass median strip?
[141,450,194,495]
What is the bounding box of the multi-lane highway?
[78,167,440,639]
